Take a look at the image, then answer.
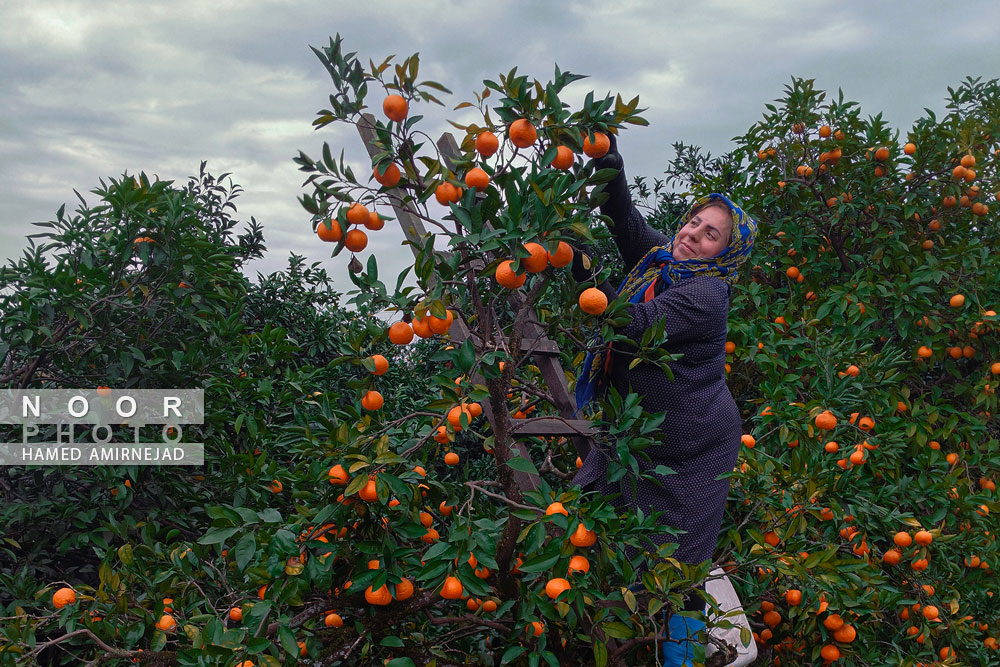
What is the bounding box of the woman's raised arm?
[592,133,670,268]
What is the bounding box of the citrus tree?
[688,76,1000,665]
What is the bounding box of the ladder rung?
[509,418,595,437]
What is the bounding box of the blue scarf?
[575,193,758,409]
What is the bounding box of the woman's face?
[673,206,732,261]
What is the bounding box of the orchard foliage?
[0,32,998,667]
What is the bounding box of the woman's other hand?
[570,244,601,283]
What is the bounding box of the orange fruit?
[904,142,916,155]
[550,145,574,170]
[741,434,756,448]
[324,612,343,627]
[786,266,800,279]
[579,287,608,315]
[496,260,526,289]
[229,606,243,622]
[444,452,460,466]
[268,479,283,493]
[475,130,499,158]
[369,354,389,376]
[428,309,454,334]
[344,229,368,252]
[465,167,490,191]
[156,614,177,631]
[815,411,837,430]
[923,605,939,620]
[527,620,544,637]
[833,624,856,643]
[358,477,378,502]
[52,587,76,608]
[521,243,549,273]
[961,154,976,168]
[365,584,391,606]
[569,523,597,547]
[819,125,832,138]
[882,548,902,565]
[785,589,802,606]
[388,321,414,345]
[317,219,343,242]
[365,211,384,231]
[893,532,912,548]
[411,316,432,339]
[820,645,840,661]
[434,181,461,205]
[545,501,568,516]
[950,294,965,307]
[547,241,573,268]
[346,203,369,226]
[823,614,844,631]
[763,610,781,628]
[361,390,383,411]
[544,577,571,600]
[568,555,590,575]
[394,578,414,601]
[328,464,349,486]
[258,585,267,600]
[440,576,464,599]
[583,131,610,158]
[874,146,890,161]
[917,346,933,359]
[914,530,933,546]
[448,404,473,430]
[382,94,408,123]
[508,119,537,148]
[482,599,498,612]
[373,162,401,188]
[422,527,440,543]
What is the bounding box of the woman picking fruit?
[571,131,757,666]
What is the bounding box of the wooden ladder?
[356,113,594,492]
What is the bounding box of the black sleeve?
[599,167,672,269]
[618,276,729,347]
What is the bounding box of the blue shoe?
[662,611,705,666]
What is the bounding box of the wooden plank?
[357,113,429,248]
[355,119,540,493]
[509,418,595,437]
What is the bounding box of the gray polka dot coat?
[573,171,742,564]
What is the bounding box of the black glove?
[570,244,601,283]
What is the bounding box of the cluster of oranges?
[316,201,383,253]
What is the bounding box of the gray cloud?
[3,1,998,299]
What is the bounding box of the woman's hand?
[570,244,601,284]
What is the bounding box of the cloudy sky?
[3,1,999,294]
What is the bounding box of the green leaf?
[501,646,527,664]
[507,457,539,475]
[384,659,416,667]
[278,624,299,658]
[593,640,608,667]
[198,526,240,545]
[380,636,405,648]
[234,533,256,571]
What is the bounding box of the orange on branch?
[550,145,574,170]
[465,167,490,192]
[508,119,537,148]
[583,131,610,158]
[475,130,499,157]
[388,321,414,345]
[317,219,343,242]
[496,260,526,289]
[373,162,401,187]
[579,287,608,315]
[382,94,408,123]
[521,243,549,273]
[548,241,573,268]
[344,229,368,252]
